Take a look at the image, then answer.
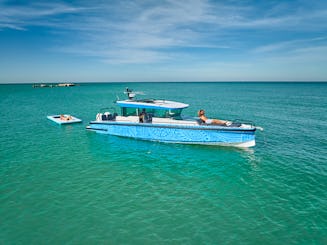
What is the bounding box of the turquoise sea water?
[1,82,326,244]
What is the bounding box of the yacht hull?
[87,121,256,147]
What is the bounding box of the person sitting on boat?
[198,109,229,126]
[139,109,146,123]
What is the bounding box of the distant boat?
[33,83,51,88]
[33,83,76,88]
[57,83,75,87]
[86,88,259,147]
[47,115,82,124]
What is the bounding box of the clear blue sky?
[1,0,327,83]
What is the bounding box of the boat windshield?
[121,107,183,119]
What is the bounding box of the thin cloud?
[1,0,327,66]
[0,23,26,31]
[0,2,85,30]
[272,45,327,63]
[232,9,327,30]
[253,37,327,53]
[52,0,224,63]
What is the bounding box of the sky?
[0,0,327,83]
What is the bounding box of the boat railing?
[232,119,256,127]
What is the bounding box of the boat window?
[165,109,182,119]
[139,108,183,119]
[122,107,183,119]
[122,107,138,116]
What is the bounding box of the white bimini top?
[116,99,189,110]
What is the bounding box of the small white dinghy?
[47,114,82,124]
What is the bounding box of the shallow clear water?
[1,82,326,244]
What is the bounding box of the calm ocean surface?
[1,82,326,244]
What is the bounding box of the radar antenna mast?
[124,88,145,100]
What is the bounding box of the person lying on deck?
[60,114,72,121]
[198,109,230,126]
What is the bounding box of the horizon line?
[1,80,327,85]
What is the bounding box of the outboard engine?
[96,113,103,121]
[102,114,107,121]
